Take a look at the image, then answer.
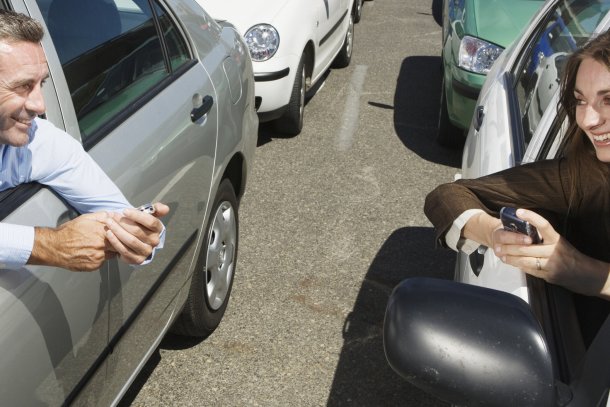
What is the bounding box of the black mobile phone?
[499,207,541,243]
[137,203,156,215]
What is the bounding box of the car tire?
[172,179,239,338]
[275,55,306,136]
[353,0,363,23]
[437,76,464,149]
[332,12,354,68]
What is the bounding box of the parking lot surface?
[121,0,462,405]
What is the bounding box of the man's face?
[0,40,48,147]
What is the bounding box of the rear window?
[36,0,191,146]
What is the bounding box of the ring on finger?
[535,257,542,271]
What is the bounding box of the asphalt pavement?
[121,0,463,405]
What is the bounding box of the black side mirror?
[383,277,557,407]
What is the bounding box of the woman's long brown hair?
[558,29,610,206]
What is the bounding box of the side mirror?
[383,277,557,407]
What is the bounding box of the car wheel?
[332,12,354,68]
[275,55,306,135]
[172,179,239,338]
[437,76,464,149]
[353,0,364,23]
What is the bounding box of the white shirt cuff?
[445,209,485,255]
[135,224,166,267]
[0,224,35,269]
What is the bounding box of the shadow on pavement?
[327,226,454,406]
[393,55,462,168]
[118,331,206,405]
[432,0,442,26]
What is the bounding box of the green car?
[439,0,545,147]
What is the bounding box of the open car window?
[513,0,610,147]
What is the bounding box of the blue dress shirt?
[0,118,164,268]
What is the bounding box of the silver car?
[385,0,610,405]
[0,0,257,405]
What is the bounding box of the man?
[0,9,168,271]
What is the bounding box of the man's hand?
[104,202,169,265]
[29,212,114,271]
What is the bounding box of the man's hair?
[0,9,44,43]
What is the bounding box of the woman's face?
[574,57,610,162]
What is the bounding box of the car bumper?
[447,69,484,130]
[252,54,300,116]
[255,68,290,82]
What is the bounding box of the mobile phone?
[500,207,541,243]
[137,203,156,215]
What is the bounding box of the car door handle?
[190,95,214,122]
[57,208,79,226]
[473,105,485,132]
[468,246,486,277]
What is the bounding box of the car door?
[29,0,221,402]
[313,0,350,76]
[526,5,610,392]
[457,0,605,299]
[457,0,556,299]
[0,0,113,404]
[459,0,610,388]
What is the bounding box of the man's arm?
[28,212,114,271]
[26,119,167,268]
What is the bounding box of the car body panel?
[197,0,353,115]
[0,0,257,404]
[0,189,110,405]
[442,0,545,131]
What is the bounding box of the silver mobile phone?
[500,207,541,243]
[137,203,156,215]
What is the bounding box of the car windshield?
[514,0,610,146]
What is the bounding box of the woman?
[425,29,610,302]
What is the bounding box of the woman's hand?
[493,208,610,299]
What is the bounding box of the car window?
[36,0,191,147]
[513,0,610,146]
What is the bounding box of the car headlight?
[458,35,503,74]
[244,24,279,62]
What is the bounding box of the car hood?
[197,0,290,33]
[469,0,544,47]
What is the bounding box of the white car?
[198,0,355,135]
[384,0,610,405]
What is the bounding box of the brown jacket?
[424,158,610,263]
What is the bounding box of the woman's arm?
[462,211,503,249]
[424,159,569,248]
